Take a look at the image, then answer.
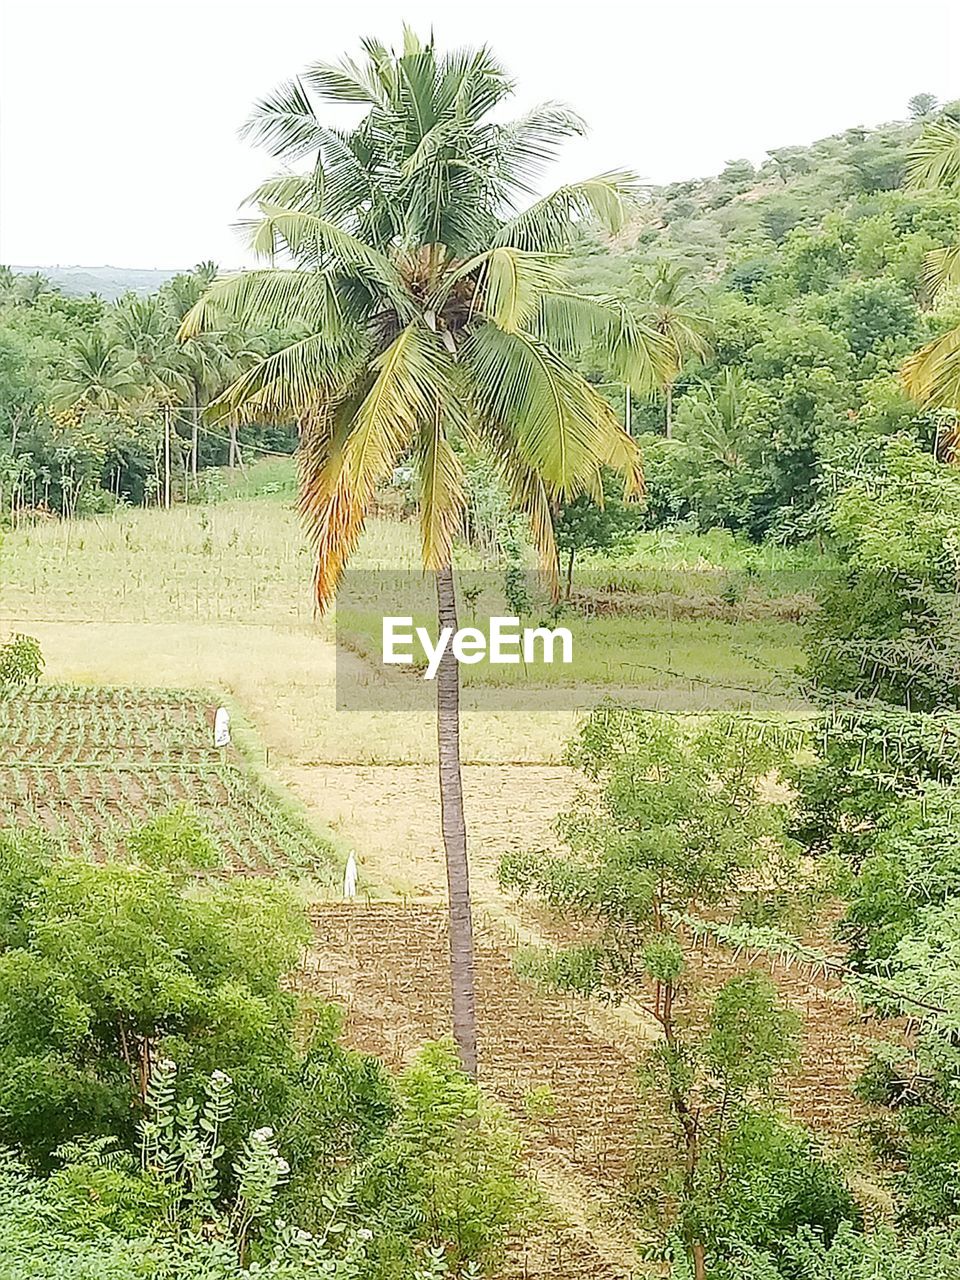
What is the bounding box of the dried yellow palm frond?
[903,325,960,411]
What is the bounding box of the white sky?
[0,0,956,269]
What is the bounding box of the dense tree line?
[0,265,297,519]
[569,101,960,543]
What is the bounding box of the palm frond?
[303,56,387,106]
[925,243,960,296]
[499,171,646,251]
[299,398,370,609]
[242,78,327,160]
[419,403,465,570]
[533,291,670,392]
[203,331,364,425]
[245,173,322,213]
[480,419,561,594]
[908,118,960,192]
[342,324,445,497]
[601,424,646,499]
[493,102,587,191]
[477,248,567,333]
[902,325,960,410]
[239,207,412,314]
[177,270,347,342]
[463,322,623,498]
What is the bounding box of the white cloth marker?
[343,852,358,899]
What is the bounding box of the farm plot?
[1,686,339,879]
[305,900,875,1275]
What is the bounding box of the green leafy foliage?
[797,434,960,1226]
[0,635,43,696]
[0,824,315,1161]
[554,467,644,596]
[500,703,846,1273]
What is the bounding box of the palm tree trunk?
[191,385,200,486]
[565,546,576,601]
[665,382,673,439]
[435,563,478,1078]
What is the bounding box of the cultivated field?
[0,684,339,878]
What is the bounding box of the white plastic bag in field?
[214,706,231,748]
[343,852,358,899]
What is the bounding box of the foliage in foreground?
[670,1221,960,1280]
[788,435,960,1222]
[0,822,529,1277]
[500,704,853,1274]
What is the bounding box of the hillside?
[9,264,183,300]
[569,106,958,287]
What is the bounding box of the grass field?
[1,458,817,887]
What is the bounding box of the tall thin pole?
[163,405,171,510]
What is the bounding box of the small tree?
[554,468,643,599]
[0,633,43,696]
[498,704,846,1279]
[908,93,939,121]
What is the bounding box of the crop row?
[1,761,338,881]
[1,686,217,764]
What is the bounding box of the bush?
[0,635,43,696]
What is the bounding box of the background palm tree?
[163,263,235,483]
[180,28,666,1076]
[52,329,142,411]
[902,117,960,411]
[638,260,712,437]
[675,367,746,469]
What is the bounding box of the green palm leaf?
[463,322,620,498]
[498,171,645,250]
[903,326,960,410]
[908,118,960,192]
[177,270,348,341]
[533,291,669,393]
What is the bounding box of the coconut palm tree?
[675,367,746,469]
[111,294,188,402]
[638,260,712,438]
[179,29,666,1077]
[51,328,142,411]
[163,264,234,482]
[902,117,960,411]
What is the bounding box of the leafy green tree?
[0,635,43,695]
[845,134,907,194]
[909,94,939,121]
[350,1042,529,1274]
[498,703,832,1278]
[718,158,756,193]
[817,278,919,364]
[767,146,812,183]
[554,467,643,597]
[0,825,310,1160]
[180,29,665,1076]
